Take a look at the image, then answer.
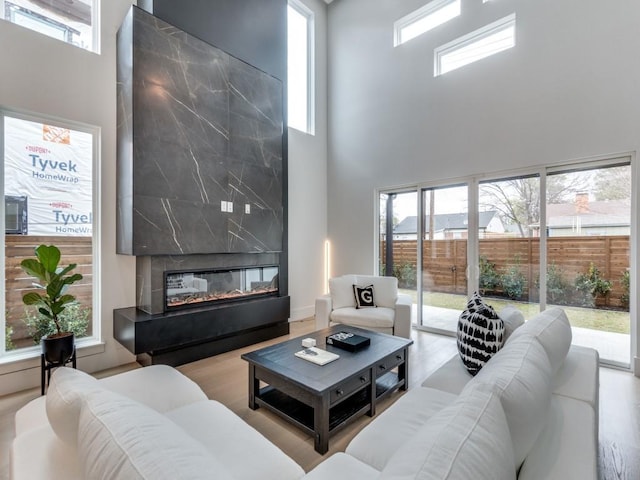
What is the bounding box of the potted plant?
[20,244,83,364]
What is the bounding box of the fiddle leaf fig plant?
[20,244,83,337]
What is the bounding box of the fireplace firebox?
[164,266,278,312]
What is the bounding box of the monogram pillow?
[353,284,376,308]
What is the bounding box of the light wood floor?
[1,318,639,479]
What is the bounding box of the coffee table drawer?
[330,370,371,405]
[376,350,405,375]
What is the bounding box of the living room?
[0,0,639,478]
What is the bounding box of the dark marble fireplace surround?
[113,5,290,366]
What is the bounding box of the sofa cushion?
[78,390,233,480]
[380,383,516,480]
[46,367,104,445]
[553,345,599,412]
[165,400,304,480]
[353,284,376,308]
[346,387,457,471]
[303,453,380,479]
[507,307,572,373]
[10,424,83,480]
[500,305,525,340]
[469,335,552,469]
[421,353,473,395]
[330,306,395,330]
[330,275,358,309]
[98,364,207,413]
[457,292,505,375]
[518,396,597,480]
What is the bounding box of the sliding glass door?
[544,163,631,366]
[419,185,468,333]
[478,175,540,318]
[378,156,633,366]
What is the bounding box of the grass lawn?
[401,290,630,334]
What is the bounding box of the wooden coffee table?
[241,325,413,454]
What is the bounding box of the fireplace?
[113,6,290,367]
[165,266,278,311]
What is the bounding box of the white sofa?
[315,274,412,338]
[10,365,305,480]
[304,307,600,479]
[11,307,598,480]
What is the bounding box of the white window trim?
[288,0,315,135]
[0,108,101,362]
[0,0,101,54]
[394,0,461,47]
[434,13,516,76]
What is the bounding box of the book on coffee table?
[295,347,340,365]
[326,331,371,352]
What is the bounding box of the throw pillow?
[46,367,104,445]
[353,284,376,308]
[457,292,505,375]
[500,305,525,340]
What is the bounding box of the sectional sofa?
[11,307,598,479]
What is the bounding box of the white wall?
[0,0,137,395]
[288,0,329,320]
[326,0,640,372]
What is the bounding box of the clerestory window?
[394,0,461,47]
[434,13,516,76]
[1,0,99,53]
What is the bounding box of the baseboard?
[290,305,315,322]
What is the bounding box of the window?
[394,0,461,47]
[287,0,314,134]
[2,111,98,359]
[434,13,515,76]
[377,156,634,367]
[2,0,98,53]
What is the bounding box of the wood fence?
[381,235,630,307]
[5,235,93,347]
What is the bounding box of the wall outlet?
[245,204,251,214]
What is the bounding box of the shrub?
[5,324,14,351]
[479,256,500,294]
[501,257,526,300]
[574,263,612,307]
[620,270,630,310]
[24,302,90,345]
[393,262,417,289]
[546,262,571,305]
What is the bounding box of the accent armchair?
[315,274,412,338]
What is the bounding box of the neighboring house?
[533,194,630,237]
[392,211,504,240]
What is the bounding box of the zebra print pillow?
[457,292,505,376]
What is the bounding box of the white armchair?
[315,274,412,338]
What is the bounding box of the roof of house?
[394,211,498,234]
[541,199,630,228]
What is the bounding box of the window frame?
[434,13,516,76]
[287,0,315,135]
[1,0,100,54]
[376,153,636,369]
[394,0,461,47]
[0,108,101,362]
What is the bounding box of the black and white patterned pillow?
[457,292,505,375]
[353,284,377,308]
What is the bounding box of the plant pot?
[42,332,75,365]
